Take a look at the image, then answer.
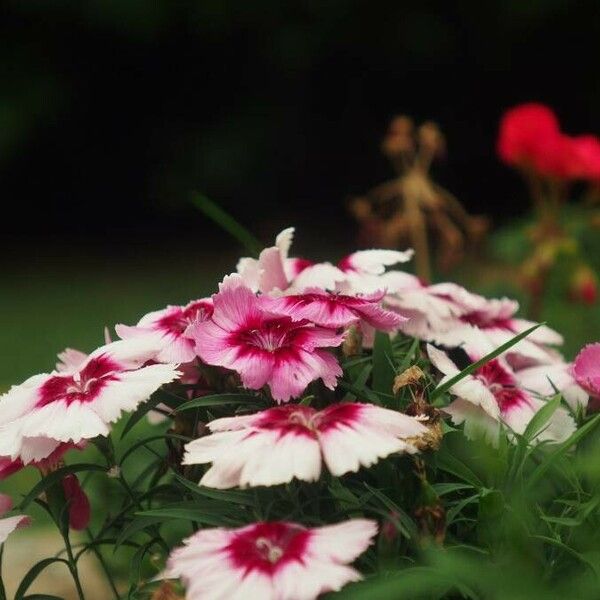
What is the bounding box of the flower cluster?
[498,103,600,182]
[1,227,594,599]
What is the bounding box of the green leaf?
[170,472,256,506]
[190,192,263,256]
[120,392,172,439]
[176,393,261,412]
[18,464,106,510]
[372,331,395,397]
[522,394,562,442]
[434,452,484,489]
[397,337,420,373]
[432,482,475,497]
[430,323,542,400]
[135,503,241,525]
[114,517,165,549]
[119,433,191,466]
[23,596,65,600]
[14,558,69,600]
[540,515,581,527]
[363,483,417,539]
[344,364,372,401]
[528,413,600,487]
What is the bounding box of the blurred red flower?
[498,103,600,182]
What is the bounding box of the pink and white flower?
[264,288,405,331]
[573,343,600,398]
[515,360,588,411]
[237,228,414,296]
[0,493,30,544]
[237,228,314,293]
[428,344,575,445]
[183,402,426,488]
[189,275,344,403]
[164,519,377,600]
[0,338,180,462]
[0,441,85,480]
[116,298,213,363]
[391,284,561,366]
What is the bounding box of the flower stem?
[63,528,86,600]
[86,529,120,599]
[45,480,86,600]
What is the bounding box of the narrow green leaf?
[528,413,600,487]
[119,433,191,466]
[190,192,263,256]
[522,394,561,442]
[432,482,475,497]
[540,515,581,527]
[15,558,69,600]
[434,453,483,489]
[344,364,372,401]
[363,483,417,539]
[114,517,165,549]
[430,323,542,400]
[372,331,395,396]
[170,472,256,506]
[135,507,238,525]
[176,393,261,412]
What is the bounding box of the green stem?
[0,545,7,600]
[86,529,120,599]
[45,479,86,600]
[63,529,86,600]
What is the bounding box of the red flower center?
[36,355,121,407]
[461,312,514,331]
[238,318,299,353]
[157,301,213,335]
[475,360,529,413]
[227,522,311,575]
[254,403,363,439]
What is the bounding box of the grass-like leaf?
[14,558,70,600]
[430,323,542,401]
[176,393,261,412]
[190,192,263,256]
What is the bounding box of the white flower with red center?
[183,402,426,488]
[189,275,344,403]
[430,291,560,365]
[164,519,377,600]
[263,288,405,332]
[0,493,30,544]
[428,345,575,445]
[573,343,600,398]
[116,298,213,363]
[0,338,180,462]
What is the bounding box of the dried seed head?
[151,582,184,600]
[393,365,426,395]
[342,325,363,357]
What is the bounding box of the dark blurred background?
[2,1,600,383]
[3,1,600,245]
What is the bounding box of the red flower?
[498,103,600,182]
[497,103,562,175]
[62,474,91,530]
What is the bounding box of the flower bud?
[569,265,598,305]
